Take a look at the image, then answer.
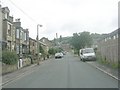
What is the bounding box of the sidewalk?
[87,61,119,80]
[1,56,54,86]
[1,63,37,86]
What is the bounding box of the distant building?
[40,37,54,48]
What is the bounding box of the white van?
[79,48,96,62]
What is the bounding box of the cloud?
[2,0,119,40]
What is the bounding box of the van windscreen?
[83,48,94,54]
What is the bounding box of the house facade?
[98,29,118,64]
[29,37,37,55]
[40,37,53,48]
[14,19,29,56]
[0,5,2,51]
[2,7,15,51]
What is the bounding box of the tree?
[70,31,93,54]
[48,48,56,55]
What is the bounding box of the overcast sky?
[1,0,119,40]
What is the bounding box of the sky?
[1,0,119,40]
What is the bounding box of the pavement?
[86,61,119,80]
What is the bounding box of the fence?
[98,38,118,64]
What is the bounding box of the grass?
[96,52,119,69]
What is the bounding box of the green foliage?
[48,48,56,55]
[70,31,93,51]
[2,50,18,65]
[39,45,44,54]
[48,47,63,55]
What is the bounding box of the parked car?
[79,48,96,62]
[55,52,63,59]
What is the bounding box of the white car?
[79,48,96,62]
[55,52,63,59]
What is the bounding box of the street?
[2,52,118,88]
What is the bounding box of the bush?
[2,50,18,65]
[48,48,56,55]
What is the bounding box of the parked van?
[79,48,96,62]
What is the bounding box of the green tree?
[70,31,93,54]
[48,48,56,55]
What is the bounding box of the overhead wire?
[8,0,38,24]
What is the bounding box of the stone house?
[40,37,54,53]
[29,37,37,55]
[0,5,2,51]
[14,19,29,56]
[2,7,15,51]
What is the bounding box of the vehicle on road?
[55,52,63,59]
[79,48,96,62]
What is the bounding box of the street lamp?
[37,24,42,65]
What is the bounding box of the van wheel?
[83,59,85,62]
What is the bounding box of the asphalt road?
[3,52,118,88]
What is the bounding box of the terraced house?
[14,19,29,56]
[2,7,15,51]
[0,5,2,51]
[29,37,37,55]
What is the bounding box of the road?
[2,52,118,88]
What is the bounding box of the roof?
[98,29,118,41]
[39,41,46,46]
[29,37,37,42]
[2,7,10,13]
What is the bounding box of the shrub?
[2,50,18,65]
[48,48,56,55]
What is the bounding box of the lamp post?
[37,24,42,65]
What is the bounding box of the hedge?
[2,50,18,65]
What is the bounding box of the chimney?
[14,18,21,27]
[15,18,20,22]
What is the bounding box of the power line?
[8,0,38,24]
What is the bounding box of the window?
[109,37,111,40]
[8,24,11,36]
[5,13,8,19]
[16,29,19,38]
[7,41,11,50]
[20,45,22,54]
[113,36,116,39]
[116,34,118,39]
[16,44,19,54]
[43,39,45,42]
[22,32,25,40]
[104,38,107,42]
[20,31,23,39]
[25,33,27,41]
